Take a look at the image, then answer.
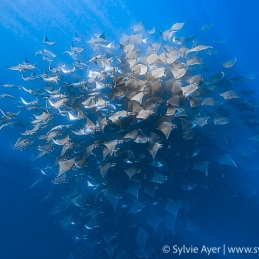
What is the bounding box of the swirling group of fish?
[1,21,258,259]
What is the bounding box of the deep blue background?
[1,0,259,258]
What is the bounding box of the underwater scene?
[1,0,259,258]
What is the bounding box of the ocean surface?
[0,1,259,258]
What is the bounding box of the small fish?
[43,36,56,45]
[6,63,36,72]
[0,94,15,99]
[200,23,213,31]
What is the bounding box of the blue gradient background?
[0,0,259,258]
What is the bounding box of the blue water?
[1,1,259,258]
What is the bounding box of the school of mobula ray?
[1,21,259,258]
